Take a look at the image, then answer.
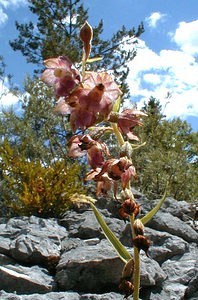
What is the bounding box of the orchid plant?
[41,21,167,300]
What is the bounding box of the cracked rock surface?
[0,192,197,300]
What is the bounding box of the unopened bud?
[132,235,150,257]
[133,219,144,236]
[120,141,133,158]
[119,279,134,298]
[80,21,93,61]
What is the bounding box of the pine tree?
[10,0,144,97]
[132,97,198,202]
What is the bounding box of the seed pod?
[119,279,134,299]
[79,21,93,61]
[132,235,150,257]
[133,219,144,236]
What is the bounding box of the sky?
[0,0,198,131]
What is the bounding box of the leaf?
[90,202,132,263]
[113,95,121,113]
[140,184,168,225]
[86,56,103,63]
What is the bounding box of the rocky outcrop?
[0,191,197,300]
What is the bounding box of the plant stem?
[133,246,140,300]
[111,122,125,146]
[130,215,140,300]
[112,121,140,299]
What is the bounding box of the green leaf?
[113,95,121,113]
[140,184,168,225]
[86,56,103,63]
[90,202,132,263]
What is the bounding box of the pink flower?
[52,71,122,131]
[41,56,81,98]
[117,109,147,141]
[85,168,116,197]
[68,134,109,169]
[81,72,122,118]
[94,157,137,189]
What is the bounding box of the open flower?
[80,72,122,118]
[94,156,137,189]
[85,168,117,197]
[117,109,147,141]
[68,134,109,169]
[41,56,81,98]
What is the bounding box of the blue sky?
[0,0,198,131]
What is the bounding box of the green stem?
[112,120,139,299]
[111,122,125,146]
[130,215,140,300]
[133,246,140,300]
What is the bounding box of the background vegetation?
[0,0,197,218]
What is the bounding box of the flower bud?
[119,198,136,219]
[133,219,144,236]
[80,21,93,61]
[132,235,150,256]
[133,203,140,218]
[119,279,134,298]
[120,141,133,159]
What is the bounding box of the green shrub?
[0,140,86,218]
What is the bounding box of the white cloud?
[0,7,7,26]
[0,92,18,107]
[145,12,166,28]
[0,0,27,8]
[126,37,198,119]
[0,0,27,27]
[0,78,19,108]
[172,20,198,55]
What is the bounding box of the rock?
[59,210,103,239]
[56,237,166,292]
[59,209,125,241]
[0,291,124,300]
[0,195,197,299]
[147,243,198,300]
[139,254,167,286]
[56,239,124,292]
[160,197,195,221]
[0,216,67,267]
[147,211,198,243]
[0,254,54,294]
[120,224,188,264]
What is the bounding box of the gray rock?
[120,224,188,264]
[60,210,103,239]
[0,216,67,266]
[56,239,124,292]
[160,197,195,221]
[59,209,125,241]
[146,227,188,264]
[147,212,198,243]
[79,292,124,299]
[159,244,198,299]
[0,255,54,294]
[140,254,167,286]
[0,291,125,300]
[0,197,197,299]
[56,238,166,293]
[0,291,80,299]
